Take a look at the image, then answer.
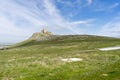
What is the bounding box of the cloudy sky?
[0,0,120,43]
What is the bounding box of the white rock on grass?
[99,46,120,51]
[61,58,82,62]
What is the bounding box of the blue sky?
[0,0,120,43]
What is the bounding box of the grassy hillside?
[0,35,120,80]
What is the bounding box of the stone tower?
[42,28,47,34]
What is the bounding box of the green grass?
[0,35,120,80]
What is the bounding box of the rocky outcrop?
[29,29,58,41]
[0,46,9,50]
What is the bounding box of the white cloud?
[69,19,94,25]
[0,0,92,43]
[87,0,93,5]
[109,3,119,10]
[70,21,88,25]
[94,2,119,12]
[99,15,120,37]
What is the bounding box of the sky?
[0,0,120,43]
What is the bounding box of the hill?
[13,34,119,48]
[10,29,119,48]
[0,30,120,80]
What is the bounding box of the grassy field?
[0,35,120,80]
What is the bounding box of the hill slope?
[0,32,120,80]
[12,34,119,48]
[11,29,120,48]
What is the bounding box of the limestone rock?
[29,29,55,41]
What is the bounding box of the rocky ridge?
[29,29,58,41]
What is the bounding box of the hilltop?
[11,29,119,48]
[29,28,55,41]
[29,29,116,41]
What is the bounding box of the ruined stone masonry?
[29,28,54,41]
